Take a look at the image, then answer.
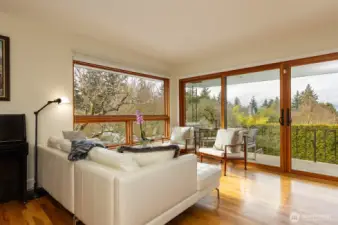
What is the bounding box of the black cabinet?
[0,114,28,203]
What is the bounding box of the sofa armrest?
[74,160,119,225]
[115,154,197,225]
[38,145,74,213]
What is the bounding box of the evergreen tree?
[268,99,274,107]
[234,97,241,106]
[200,87,211,99]
[292,91,301,110]
[250,96,258,115]
[262,99,269,107]
[300,84,318,104]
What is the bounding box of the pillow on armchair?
[170,127,191,145]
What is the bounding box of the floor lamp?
[33,97,69,197]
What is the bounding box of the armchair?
[162,126,196,153]
[198,129,247,176]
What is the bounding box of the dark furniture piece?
[198,128,218,148]
[0,114,28,203]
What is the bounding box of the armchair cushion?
[170,127,191,145]
[213,129,235,152]
[213,128,246,153]
[199,148,224,157]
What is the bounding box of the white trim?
[27,178,34,191]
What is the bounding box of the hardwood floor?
[1,164,338,225]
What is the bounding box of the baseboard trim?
[27,178,34,191]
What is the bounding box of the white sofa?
[38,145,75,213]
[38,145,221,225]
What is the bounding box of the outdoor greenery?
[186,82,338,164]
[255,124,338,164]
[73,65,165,143]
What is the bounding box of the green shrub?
[254,124,338,164]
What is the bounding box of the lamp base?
[27,187,48,201]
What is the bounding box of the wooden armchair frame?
[162,136,197,154]
[199,136,247,176]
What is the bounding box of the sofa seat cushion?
[197,162,221,191]
[199,148,224,157]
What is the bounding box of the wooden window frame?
[73,60,170,147]
[179,52,338,182]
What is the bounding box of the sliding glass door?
[179,53,338,179]
[289,60,338,177]
[225,69,282,167]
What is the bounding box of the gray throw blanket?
[68,140,105,161]
[117,145,180,158]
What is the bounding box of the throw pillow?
[170,127,191,145]
[88,147,140,172]
[62,131,86,141]
[117,145,180,167]
[59,139,72,153]
[47,136,63,149]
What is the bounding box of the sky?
[199,72,338,110]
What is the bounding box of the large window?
[73,61,169,147]
[184,78,222,128]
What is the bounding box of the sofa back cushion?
[88,147,140,172]
[117,145,180,167]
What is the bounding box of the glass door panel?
[290,60,338,176]
[185,78,222,129]
[226,69,281,167]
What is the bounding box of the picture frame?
[0,35,10,101]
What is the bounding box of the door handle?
[286,108,292,126]
[279,109,284,126]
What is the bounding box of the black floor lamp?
[33,97,69,197]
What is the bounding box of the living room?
[0,1,338,225]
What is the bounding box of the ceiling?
[1,0,338,66]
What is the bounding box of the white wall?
[0,12,170,189]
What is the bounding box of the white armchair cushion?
[199,147,224,157]
[170,127,191,145]
[213,129,234,151]
[88,147,140,172]
[213,128,246,153]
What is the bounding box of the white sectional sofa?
[37,144,221,225]
[38,145,75,213]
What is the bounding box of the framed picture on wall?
[0,35,10,101]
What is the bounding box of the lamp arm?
[34,98,61,115]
